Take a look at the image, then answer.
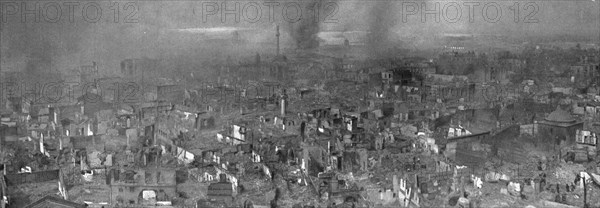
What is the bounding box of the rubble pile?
[3,32,600,208]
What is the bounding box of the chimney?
[280,98,285,117]
[276,25,280,56]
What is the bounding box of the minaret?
[276,25,280,56]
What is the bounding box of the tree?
[190,157,203,168]
[7,143,34,170]
[35,153,52,169]
[0,147,15,164]
[60,119,71,128]
[244,200,253,208]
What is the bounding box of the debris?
[485,172,501,182]
[457,197,469,208]
[522,185,535,199]
[507,182,521,196]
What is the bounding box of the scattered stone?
[508,182,521,196]
[538,191,555,201]
[522,185,535,199]
[457,197,469,208]
[485,172,500,182]
[426,193,436,200]
[469,198,482,208]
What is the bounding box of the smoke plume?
[288,0,322,49]
[366,1,397,56]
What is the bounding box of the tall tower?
[276,25,280,56]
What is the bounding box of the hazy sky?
[1,0,598,75]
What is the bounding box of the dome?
[545,106,575,123]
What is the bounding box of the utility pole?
[276,25,280,56]
[154,94,159,146]
[141,59,144,98]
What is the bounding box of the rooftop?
[208,182,233,191]
[545,106,576,123]
[24,195,86,208]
